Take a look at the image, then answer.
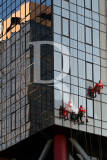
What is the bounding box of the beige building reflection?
[1,1,51,41]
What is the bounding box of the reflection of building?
[0,0,107,160]
[0,1,53,159]
[0,19,3,41]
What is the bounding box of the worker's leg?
[98,89,102,94]
[66,112,68,119]
[63,111,66,117]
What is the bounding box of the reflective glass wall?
[0,0,53,151]
[0,0,107,152]
[53,0,107,137]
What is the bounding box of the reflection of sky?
[0,0,51,19]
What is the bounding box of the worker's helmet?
[69,100,72,103]
[99,80,101,83]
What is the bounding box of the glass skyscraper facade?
[54,0,107,137]
[0,0,53,151]
[0,0,107,159]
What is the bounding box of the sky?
[0,0,51,19]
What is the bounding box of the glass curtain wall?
[0,0,53,151]
[53,0,107,137]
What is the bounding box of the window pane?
[21,107,25,124]
[2,118,6,135]
[94,101,101,120]
[63,55,69,73]
[53,0,61,7]
[63,92,70,105]
[71,57,78,76]
[70,3,76,12]
[79,78,85,88]
[77,0,84,7]
[101,67,107,86]
[54,89,62,109]
[93,20,99,30]
[62,9,69,18]
[54,52,62,71]
[70,21,77,40]
[102,103,107,121]
[86,53,92,62]
[7,115,11,133]
[78,15,84,24]
[54,33,61,43]
[16,109,20,128]
[93,47,99,56]
[93,56,100,65]
[79,96,86,107]
[54,14,61,34]
[93,29,99,47]
[71,85,78,94]
[92,0,99,12]
[94,64,100,82]
[77,6,84,16]
[12,113,15,130]
[63,83,70,93]
[78,50,85,60]
[85,9,92,18]
[71,94,78,113]
[70,12,77,21]
[62,1,69,10]
[85,17,92,27]
[12,78,15,95]
[63,74,70,83]
[86,63,92,80]
[85,0,91,9]
[86,44,92,54]
[62,18,69,36]
[53,6,61,15]
[78,24,84,42]
[86,27,92,44]
[79,87,85,97]
[93,12,99,21]
[78,59,85,79]
[62,36,69,46]
[87,99,93,117]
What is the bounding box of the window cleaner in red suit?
[77,105,86,124]
[63,101,72,119]
[91,80,103,97]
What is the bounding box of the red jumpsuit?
[63,101,72,119]
[92,80,103,96]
